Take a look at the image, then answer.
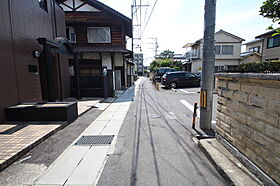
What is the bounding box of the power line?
[141,0,158,37]
[143,1,149,26]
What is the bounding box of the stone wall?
[216,73,280,184]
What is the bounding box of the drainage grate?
[75,135,114,146]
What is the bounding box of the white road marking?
[179,89,196,94]
[180,99,216,124]
[180,100,200,116]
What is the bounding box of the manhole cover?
[149,114,161,119]
[75,135,114,146]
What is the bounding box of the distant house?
[0,0,75,122]
[183,29,244,73]
[240,51,262,64]
[243,28,280,62]
[134,53,144,76]
[56,0,133,97]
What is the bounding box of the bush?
[239,60,280,73]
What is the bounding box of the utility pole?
[131,4,134,54]
[147,37,159,57]
[131,2,149,53]
[199,0,216,130]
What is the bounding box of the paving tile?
[95,111,116,121]
[64,146,110,185]
[0,123,60,171]
[0,125,16,133]
[35,146,90,185]
[83,120,109,135]
[101,120,124,135]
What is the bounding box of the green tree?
[260,0,280,35]
[149,58,182,72]
[158,50,175,59]
[149,49,183,72]
[159,59,173,67]
[149,59,161,72]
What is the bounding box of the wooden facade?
[57,0,133,97]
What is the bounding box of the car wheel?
[170,82,177,89]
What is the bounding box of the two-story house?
[0,0,75,122]
[56,0,133,97]
[243,28,280,63]
[240,38,262,64]
[183,30,244,73]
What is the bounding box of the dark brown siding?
[0,0,67,121]
[65,12,126,47]
[0,0,19,121]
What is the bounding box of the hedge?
[239,60,280,73]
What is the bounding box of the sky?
[99,0,278,65]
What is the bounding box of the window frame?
[87,27,111,44]
[66,27,76,43]
[215,45,221,55]
[215,45,234,55]
[249,46,260,53]
[267,35,280,48]
[221,45,234,55]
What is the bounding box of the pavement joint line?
[34,80,141,185]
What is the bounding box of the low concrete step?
[198,139,262,186]
[5,102,78,123]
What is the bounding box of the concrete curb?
[216,135,279,186]
[198,138,263,186]
[198,140,235,186]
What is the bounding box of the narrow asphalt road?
[97,77,226,186]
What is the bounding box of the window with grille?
[87,27,111,43]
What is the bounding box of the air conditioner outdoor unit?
[218,65,228,71]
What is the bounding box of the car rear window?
[168,73,185,78]
[185,73,196,77]
[157,69,165,73]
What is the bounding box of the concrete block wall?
[216,73,280,184]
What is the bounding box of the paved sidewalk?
[0,122,65,172]
[0,98,104,173]
[34,79,141,185]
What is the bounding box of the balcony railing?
[185,51,199,60]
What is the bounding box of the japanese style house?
[0,0,76,122]
[56,0,134,97]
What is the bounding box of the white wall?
[245,41,263,54]
[114,53,124,66]
[82,53,101,60]
[191,59,202,73]
[102,53,112,70]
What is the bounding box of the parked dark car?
[161,71,201,88]
[154,67,177,82]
